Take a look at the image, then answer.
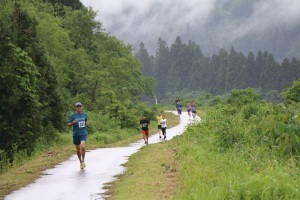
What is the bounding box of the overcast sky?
[80,0,300,54]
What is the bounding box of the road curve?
[5,111,195,200]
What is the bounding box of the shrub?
[227,88,260,107]
[281,79,300,104]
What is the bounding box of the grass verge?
[174,106,300,199]
[104,139,179,200]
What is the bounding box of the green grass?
[173,104,300,200]
[175,130,300,199]
[105,140,179,200]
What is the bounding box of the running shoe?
[80,161,86,169]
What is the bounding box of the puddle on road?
[5,112,193,200]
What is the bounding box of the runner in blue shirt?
[176,100,183,121]
[68,102,89,169]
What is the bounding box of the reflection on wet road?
[5,111,194,200]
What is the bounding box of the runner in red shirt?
[140,114,150,145]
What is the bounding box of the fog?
[233,0,300,37]
[80,0,300,57]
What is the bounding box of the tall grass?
[174,100,300,199]
[0,150,9,173]
[0,131,73,174]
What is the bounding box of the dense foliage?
[281,79,300,104]
[136,37,300,102]
[45,0,83,10]
[175,85,300,199]
[0,0,155,162]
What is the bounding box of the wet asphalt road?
[5,111,195,200]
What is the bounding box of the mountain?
[81,0,300,60]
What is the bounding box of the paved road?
[5,111,194,200]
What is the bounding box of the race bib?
[78,121,85,128]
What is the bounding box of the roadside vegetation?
[107,81,300,200]
[174,82,300,199]
[106,140,179,200]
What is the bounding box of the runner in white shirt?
[160,115,167,139]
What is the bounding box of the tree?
[281,79,300,104]
[62,7,101,50]
[135,42,154,76]
[45,0,83,10]
[167,36,184,93]
[279,58,292,89]
[210,48,229,94]
[260,51,280,91]
[227,47,246,90]
[255,50,264,89]
[154,38,170,99]
[0,3,39,153]
[179,40,203,90]
[245,51,256,87]
[0,2,64,156]
[227,88,260,107]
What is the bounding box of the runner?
[191,100,197,120]
[140,114,150,145]
[187,101,192,120]
[68,102,89,169]
[156,112,163,139]
[160,115,167,139]
[176,100,183,121]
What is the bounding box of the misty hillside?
[82,0,300,60]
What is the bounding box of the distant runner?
[140,114,150,145]
[176,100,183,121]
[160,115,167,139]
[68,102,89,169]
[187,101,192,120]
[191,100,197,120]
[156,112,163,139]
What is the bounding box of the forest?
[0,0,155,162]
[136,37,300,102]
